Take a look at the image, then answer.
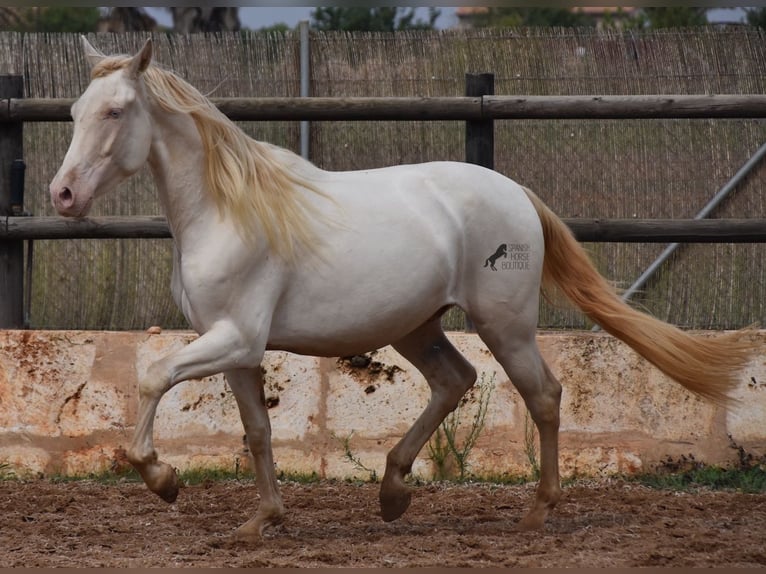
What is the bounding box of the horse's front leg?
[225,368,285,538]
[127,324,259,503]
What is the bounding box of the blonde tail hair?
[522,187,756,407]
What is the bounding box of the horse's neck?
[147,112,216,246]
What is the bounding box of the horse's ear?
[128,37,153,79]
[81,35,106,69]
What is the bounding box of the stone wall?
[0,329,763,480]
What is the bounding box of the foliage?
[256,23,291,35]
[427,372,495,481]
[0,8,24,29]
[596,8,632,30]
[100,8,158,32]
[169,7,240,33]
[334,431,378,482]
[523,410,540,481]
[621,7,709,30]
[98,8,241,33]
[744,8,766,28]
[464,6,717,32]
[0,462,16,480]
[177,466,248,485]
[630,437,766,493]
[644,7,708,28]
[3,7,100,33]
[472,8,591,28]
[277,469,322,484]
[311,7,439,32]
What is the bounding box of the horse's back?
[319,160,545,285]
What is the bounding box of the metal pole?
[623,141,766,302]
[299,20,310,160]
[592,140,766,331]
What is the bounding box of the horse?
[50,37,756,538]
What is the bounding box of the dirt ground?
[1,477,764,567]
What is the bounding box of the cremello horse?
[50,38,756,537]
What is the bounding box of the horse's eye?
[105,108,122,120]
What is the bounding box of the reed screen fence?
[1,27,764,330]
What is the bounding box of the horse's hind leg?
[225,367,285,538]
[380,317,477,521]
[476,323,563,530]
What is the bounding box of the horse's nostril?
[60,187,73,205]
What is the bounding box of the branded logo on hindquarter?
[483,243,531,271]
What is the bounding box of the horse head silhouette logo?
[483,243,507,271]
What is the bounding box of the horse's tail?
[522,186,756,407]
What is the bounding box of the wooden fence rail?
[5,94,766,122]
[3,216,765,243]
[3,76,766,328]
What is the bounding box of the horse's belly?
[267,258,453,357]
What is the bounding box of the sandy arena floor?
[1,477,764,567]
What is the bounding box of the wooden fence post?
[464,73,495,332]
[465,73,494,170]
[0,75,24,328]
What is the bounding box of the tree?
[257,23,291,35]
[745,8,766,28]
[396,7,440,30]
[0,7,25,30]
[311,7,439,32]
[171,7,240,33]
[3,7,100,33]
[100,7,240,33]
[647,7,708,27]
[99,8,157,33]
[624,7,709,29]
[471,8,591,28]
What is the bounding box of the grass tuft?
[628,436,766,493]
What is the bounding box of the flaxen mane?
[92,56,329,261]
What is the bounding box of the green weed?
[276,470,322,484]
[0,462,16,481]
[177,466,248,485]
[462,471,533,486]
[427,372,495,481]
[523,409,540,481]
[629,437,766,493]
[334,431,379,482]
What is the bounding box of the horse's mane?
[92,56,329,261]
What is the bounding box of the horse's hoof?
[235,511,284,539]
[379,485,411,522]
[516,512,546,531]
[234,522,261,541]
[146,462,180,503]
[156,480,179,504]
